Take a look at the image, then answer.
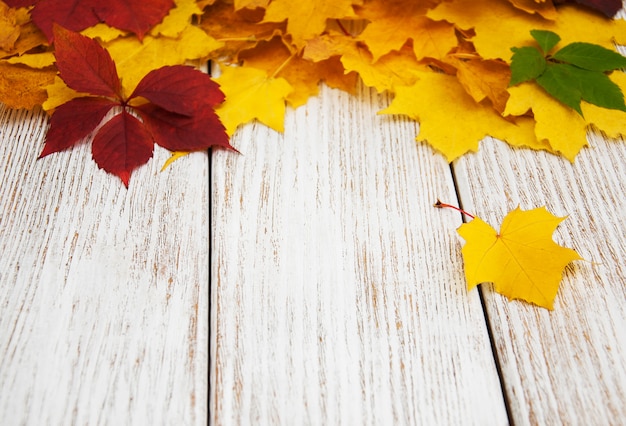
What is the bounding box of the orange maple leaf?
[457,206,582,310]
[355,0,457,61]
[262,0,362,49]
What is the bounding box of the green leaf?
[531,29,561,54]
[536,63,583,114]
[552,42,626,72]
[509,46,547,86]
[536,63,626,114]
[567,66,626,112]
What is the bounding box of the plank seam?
[449,162,515,426]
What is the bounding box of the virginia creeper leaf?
[535,63,585,114]
[530,29,560,54]
[130,65,224,116]
[92,0,174,41]
[551,42,626,72]
[457,206,582,310]
[29,0,174,41]
[91,110,154,187]
[509,46,546,86]
[40,97,117,157]
[39,28,231,186]
[53,24,121,98]
[137,104,231,152]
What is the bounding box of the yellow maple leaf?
[340,40,427,93]
[381,71,540,161]
[504,82,587,160]
[507,0,557,20]
[240,36,356,107]
[215,65,293,135]
[428,0,626,60]
[355,0,456,61]
[262,0,362,49]
[103,26,222,96]
[457,206,582,310]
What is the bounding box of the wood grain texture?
[453,135,626,425]
[0,105,209,425]
[210,84,508,425]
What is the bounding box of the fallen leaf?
[428,0,626,60]
[40,26,231,186]
[29,0,175,41]
[239,36,356,107]
[262,0,362,49]
[381,71,540,161]
[355,0,456,61]
[457,206,582,310]
[0,61,55,109]
[215,64,293,135]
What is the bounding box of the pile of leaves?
[2,0,626,177]
[1,0,621,308]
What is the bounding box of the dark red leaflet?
[40,97,118,157]
[93,0,175,40]
[31,0,101,42]
[53,25,122,99]
[130,66,225,116]
[3,0,38,7]
[91,110,154,187]
[137,104,232,152]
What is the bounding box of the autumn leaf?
[215,64,293,135]
[0,61,55,109]
[457,206,582,310]
[27,0,175,41]
[262,0,362,49]
[381,71,541,162]
[354,0,457,61]
[40,26,231,186]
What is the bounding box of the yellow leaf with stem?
[457,206,582,310]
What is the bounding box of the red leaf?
[4,0,39,7]
[130,66,225,116]
[137,104,232,152]
[555,0,622,16]
[93,0,175,41]
[29,0,174,41]
[32,0,101,41]
[573,0,622,16]
[40,97,117,157]
[91,110,154,187]
[53,25,121,98]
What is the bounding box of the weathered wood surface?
[1,80,625,426]
[0,105,209,425]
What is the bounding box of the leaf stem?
[433,199,475,219]
[336,19,351,36]
[270,54,294,79]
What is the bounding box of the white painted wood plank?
[210,84,508,425]
[0,105,209,425]
[453,135,626,424]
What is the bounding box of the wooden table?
[1,83,625,425]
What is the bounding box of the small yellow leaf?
[215,65,293,135]
[150,0,203,38]
[105,26,223,95]
[457,207,582,310]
